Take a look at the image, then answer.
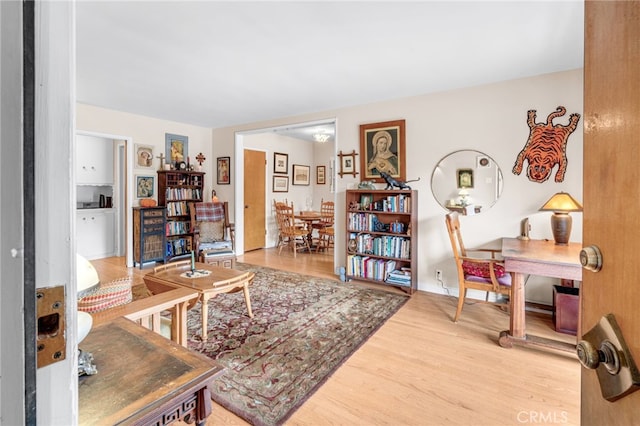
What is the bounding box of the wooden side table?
[79,317,223,426]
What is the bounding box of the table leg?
[498,272,576,353]
[242,284,254,318]
[510,272,526,338]
[201,294,209,340]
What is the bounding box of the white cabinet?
[77,210,116,260]
[76,134,114,185]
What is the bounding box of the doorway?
[234,118,337,268]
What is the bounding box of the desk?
[498,238,582,352]
[79,317,224,425]
[144,262,254,340]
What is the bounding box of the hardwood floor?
[91,249,580,425]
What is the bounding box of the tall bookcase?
[157,170,205,261]
[345,189,418,294]
[132,206,166,268]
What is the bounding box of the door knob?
[577,313,640,401]
[580,245,602,272]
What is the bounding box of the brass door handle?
[580,245,603,272]
[577,314,640,401]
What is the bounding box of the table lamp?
[539,192,583,245]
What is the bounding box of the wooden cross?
[156,153,165,170]
[196,152,206,166]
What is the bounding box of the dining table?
[294,210,332,250]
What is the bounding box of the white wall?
[78,69,583,305]
[76,105,215,206]
[212,69,584,304]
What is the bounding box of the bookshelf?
[345,189,418,294]
[132,207,166,268]
[157,170,205,261]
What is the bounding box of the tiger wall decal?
[512,106,580,183]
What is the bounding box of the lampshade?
[539,192,583,212]
[77,254,100,297]
[539,192,582,245]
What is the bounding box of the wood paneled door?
[582,1,640,423]
[243,149,266,251]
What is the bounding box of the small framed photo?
[274,152,288,174]
[136,175,154,198]
[273,175,289,192]
[292,164,310,185]
[316,165,326,184]
[217,157,230,185]
[339,152,356,176]
[360,119,405,182]
[165,133,188,165]
[457,168,474,188]
[134,144,154,169]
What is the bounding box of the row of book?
[166,220,190,237]
[349,232,411,259]
[166,201,189,217]
[348,212,409,234]
[165,187,202,201]
[365,194,411,213]
[346,255,411,287]
[166,237,192,258]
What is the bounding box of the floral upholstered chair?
[190,201,236,268]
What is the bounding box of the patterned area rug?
[186,263,409,426]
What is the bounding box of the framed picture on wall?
[134,144,154,169]
[457,168,474,188]
[359,119,405,182]
[273,176,289,192]
[136,175,154,198]
[165,133,188,165]
[274,152,288,174]
[316,165,326,184]
[292,164,310,185]
[217,157,230,185]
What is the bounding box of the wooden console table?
[498,238,582,352]
[79,317,223,425]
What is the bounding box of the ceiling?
[75,1,584,143]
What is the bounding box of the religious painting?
[134,144,154,169]
[136,175,154,198]
[165,133,188,165]
[360,119,406,182]
[217,157,230,185]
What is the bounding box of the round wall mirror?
[431,150,503,215]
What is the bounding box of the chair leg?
[454,287,467,323]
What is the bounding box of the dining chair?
[312,199,334,251]
[445,212,512,322]
[274,201,311,257]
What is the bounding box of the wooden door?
[582,2,640,423]
[243,149,266,251]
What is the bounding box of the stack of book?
[385,268,411,287]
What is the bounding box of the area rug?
[185,263,409,426]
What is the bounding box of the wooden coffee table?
[144,260,254,339]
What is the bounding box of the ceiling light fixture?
[313,133,330,143]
